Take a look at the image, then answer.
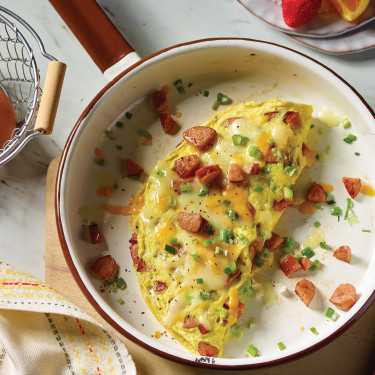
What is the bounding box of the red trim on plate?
[55,37,375,369]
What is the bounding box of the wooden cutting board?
[45,156,375,375]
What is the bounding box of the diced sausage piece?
[129,232,138,244]
[136,259,148,273]
[302,143,315,167]
[264,111,279,121]
[198,342,219,357]
[295,279,315,307]
[222,117,241,127]
[243,163,260,175]
[300,256,314,270]
[171,178,193,193]
[154,281,167,292]
[195,165,222,185]
[246,202,255,217]
[273,199,293,211]
[264,148,278,163]
[130,243,140,265]
[177,212,203,233]
[329,283,357,311]
[90,255,117,281]
[124,158,144,177]
[249,238,264,255]
[199,324,209,335]
[160,114,178,134]
[183,315,198,328]
[182,126,217,151]
[264,232,284,251]
[306,182,327,203]
[333,246,352,264]
[226,269,241,286]
[152,91,168,113]
[342,177,361,199]
[174,155,200,178]
[88,224,103,244]
[280,254,302,276]
[283,111,302,131]
[228,163,244,182]
[249,243,256,261]
[238,302,245,319]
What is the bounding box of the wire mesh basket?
[0,6,65,166]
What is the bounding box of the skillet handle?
[49,0,140,80]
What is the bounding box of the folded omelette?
[129,99,313,357]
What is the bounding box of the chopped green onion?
[346,215,359,226]
[198,185,210,197]
[177,85,185,94]
[218,228,234,244]
[254,186,263,193]
[203,90,209,97]
[295,254,302,262]
[221,199,231,207]
[96,159,105,166]
[116,121,124,128]
[199,291,216,301]
[202,239,213,247]
[238,277,254,302]
[315,154,320,160]
[362,229,371,233]
[283,162,298,176]
[319,127,326,135]
[325,307,335,318]
[232,134,249,146]
[301,247,315,259]
[139,129,151,138]
[343,134,357,144]
[105,130,116,140]
[206,224,215,235]
[180,184,191,192]
[226,209,238,220]
[268,139,275,147]
[116,145,123,150]
[355,152,360,156]
[174,79,183,86]
[160,253,167,261]
[284,237,295,247]
[230,323,243,339]
[167,195,177,207]
[310,327,319,335]
[125,112,132,119]
[261,248,270,258]
[117,298,124,305]
[248,146,262,160]
[196,278,204,284]
[224,261,237,275]
[344,198,352,220]
[260,231,265,238]
[283,186,294,200]
[169,237,178,243]
[212,100,220,110]
[190,250,200,262]
[188,82,193,87]
[215,246,228,256]
[315,203,322,209]
[341,118,351,129]
[237,234,249,245]
[330,206,341,216]
[216,92,231,104]
[247,344,258,357]
[115,277,127,290]
[254,255,264,268]
[310,124,315,129]
[327,200,336,205]
[278,342,286,351]
[320,241,327,249]
[164,244,176,255]
[313,221,321,228]
[309,259,320,271]
[156,170,165,177]
[247,321,257,329]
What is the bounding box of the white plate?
[238,0,375,38]
[56,39,375,368]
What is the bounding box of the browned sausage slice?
[273,199,293,211]
[184,315,198,328]
[171,178,193,193]
[198,324,209,334]
[246,202,255,218]
[195,165,222,185]
[249,238,264,254]
[90,255,117,281]
[300,256,313,270]
[264,232,284,251]
[177,212,203,233]
[153,91,168,113]
[333,246,352,264]
[264,148,278,163]
[174,155,200,178]
[124,159,144,177]
[129,232,138,244]
[154,281,167,292]
[228,163,244,182]
[295,279,315,307]
[160,114,178,134]
[198,342,219,357]
[283,111,302,131]
[136,259,148,273]
[130,243,140,265]
[306,182,327,203]
[222,117,241,127]
[280,254,302,276]
[329,283,357,311]
[238,301,245,319]
[182,126,217,151]
[264,111,279,121]
[225,269,241,286]
[243,163,260,175]
[342,177,361,199]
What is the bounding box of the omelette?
[129,99,313,357]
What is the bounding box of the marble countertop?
[0,0,374,281]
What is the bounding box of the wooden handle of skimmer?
[34,61,67,135]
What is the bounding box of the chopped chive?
[261,248,270,258]
[254,255,264,268]
[139,129,151,138]
[313,221,321,228]
[156,170,165,177]
[188,82,193,87]
[327,200,336,205]
[116,121,124,128]
[310,124,315,129]
[268,139,275,147]
[237,234,249,244]
[362,229,371,233]
[218,228,234,244]
[221,199,231,207]
[295,254,302,262]
[330,206,341,216]
[247,344,258,357]
[232,134,249,146]
[343,134,357,144]
[247,321,256,329]
[105,130,116,140]
[230,323,243,339]
[278,342,286,351]
[174,79,183,86]
[160,253,167,261]
[248,146,262,160]
[254,186,263,193]
[260,231,265,238]
[223,261,237,275]
[225,208,238,220]
[283,186,294,200]
[180,184,191,192]
[116,145,123,150]
[341,118,351,129]
[310,327,319,335]
[115,277,126,290]
[212,100,220,110]
[319,127,326,135]
[164,244,176,255]
[190,250,200,262]
[309,259,320,271]
[117,298,124,305]
[344,198,352,220]
[96,159,105,166]
[203,90,209,97]
[325,307,335,318]
[177,85,185,94]
[215,246,228,256]
[355,152,360,156]
[202,239,213,247]
[315,203,322,209]
[125,112,132,119]
[199,291,216,301]
[216,92,231,104]
[315,154,320,160]
[198,185,210,197]
[301,247,315,259]
[167,195,177,207]
[206,224,215,235]
[320,241,327,249]
[169,237,178,243]
[284,237,295,247]
[196,278,204,284]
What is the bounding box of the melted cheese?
[302,228,325,250]
[272,124,293,151]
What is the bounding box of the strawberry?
[282,0,322,28]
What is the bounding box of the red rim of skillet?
[55,37,375,370]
